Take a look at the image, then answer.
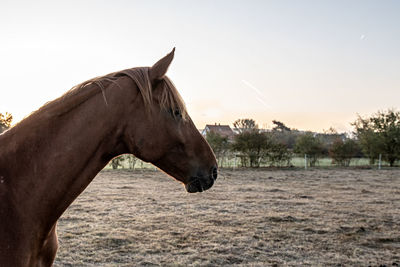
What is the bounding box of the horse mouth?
[185,177,214,193]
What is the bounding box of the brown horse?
[0,48,217,266]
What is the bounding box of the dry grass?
[54,168,400,266]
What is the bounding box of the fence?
[229,153,395,169]
[106,153,397,171]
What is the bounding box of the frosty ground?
[54,168,400,266]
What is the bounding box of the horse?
[0,48,218,266]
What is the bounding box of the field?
[54,168,400,266]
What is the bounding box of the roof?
[203,124,235,139]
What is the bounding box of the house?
[202,123,235,140]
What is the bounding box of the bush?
[109,155,137,169]
[205,131,230,167]
[294,133,325,167]
[232,130,273,167]
[0,112,12,133]
[110,156,125,169]
[353,109,400,166]
[329,138,359,166]
[266,142,292,167]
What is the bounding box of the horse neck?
[1,86,129,232]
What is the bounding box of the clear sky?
[1,0,399,132]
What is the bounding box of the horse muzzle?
[185,166,218,193]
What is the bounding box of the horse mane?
[30,67,187,120]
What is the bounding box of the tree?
[329,138,360,166]
[206,131,230,167]
[233,118,257,133]
[232,130,273,167]
[272,120,291,132]
[271,121,301,149]
[317,128,346,148]
[266,142,293,167]
[353,109,400,166]
[294,133,325,167]
[0,112,13,133]
[352,116,381,164]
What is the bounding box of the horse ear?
[149,48,175,81]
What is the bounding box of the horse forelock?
[121,67,188,120]
[159,76,188,120]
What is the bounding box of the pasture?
[54,168,400,266]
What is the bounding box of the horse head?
[121,49,218,193]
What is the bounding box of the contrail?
[254,95,270,109]
[241,79,271,109]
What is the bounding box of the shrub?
[266,142,292,167]
[232,130,273,167]
[329,138,359,166]
[205,131,230,167]
[353,109,400,166]
[294,133,325,167]
[0,112,12,133]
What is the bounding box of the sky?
[1,0,399,132]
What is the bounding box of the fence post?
[234,155,237,170]
[378,154,382,170]
[304,154,307,170]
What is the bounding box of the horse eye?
[174,109,181,117]
[169,108,182,118]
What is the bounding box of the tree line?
[2,109,399,168]
[206,109,400,168]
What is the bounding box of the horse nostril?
[211,166,218,180]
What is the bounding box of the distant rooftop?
[202,123,235,139]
